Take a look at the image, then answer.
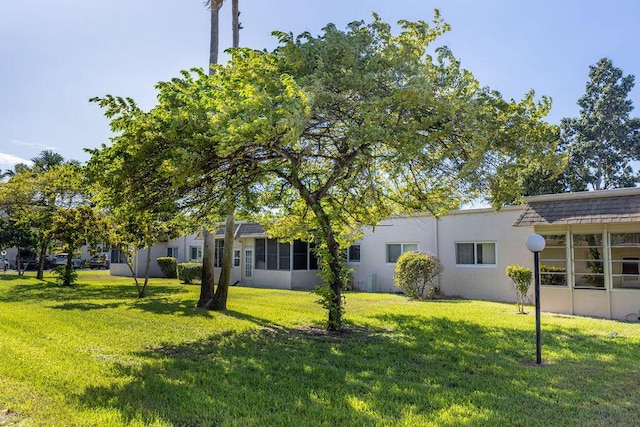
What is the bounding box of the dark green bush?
[177,262,202,284]
[394,251,444,300]
[157,257,177,278]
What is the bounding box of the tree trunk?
[63,252,73,286]
[198,229,216,307]
[208,1,222,74]
[139,243,152,298]
[324,230,343,331]
[211,212,234,310]
[232,0,239,48]
[16,252,23,276]
[125,246,140,290]
[308,202,344,330]
[36,236,50,280]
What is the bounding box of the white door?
[244,248,254,285]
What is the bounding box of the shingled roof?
[514,188,640,227]
[214,223,267,238]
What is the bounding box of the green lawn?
[1,270,639,426]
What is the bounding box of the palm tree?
[198,0,241,310]
[198,0,226,309]
[205,0,224,75]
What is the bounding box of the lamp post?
[526,233,545,365]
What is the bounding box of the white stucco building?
[112,188,640,321]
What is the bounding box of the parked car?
[1,257,9,271]
[50,254,83,268]
[88,256,110,270]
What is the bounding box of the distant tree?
[0,217,37,276]
[47,205,108,286]
[0,151,84,279]
[562,58,640,191]
[519,167,567,197]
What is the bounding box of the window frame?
[233,249,241,267]
[386,243,418,264]
[189,246,203,262]
[347,244,361,263]
[167,247,178,259]
[214,239,224,268]
[454,241,497,267]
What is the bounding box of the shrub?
[52,265,78,286]
[157,257,177,278]
[177,262,202,284]
[505,264,532,313]
[394,251,444,300]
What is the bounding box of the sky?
[2,0,640,170]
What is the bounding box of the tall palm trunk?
[211,0,240,310]
[200,0,224,309]
[201,0,241,311]
[208,0,223,72]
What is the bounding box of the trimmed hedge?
[156,257,177,278]
[177,262,202,284]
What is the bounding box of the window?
[266,239,278,270]
[347,245,361,263]
[214,239,224,268]
[309,242,319,270]
[234,250,241,267]
[293,240,308,270]
[278,242,290,271]
[255,239,266,269]
[572,233,604,288]
[610,233,640,289]
[167,247,178,258]
[386,243,418,263]
[540,234,567,286]
[455,242,496,265]
[111,247,128,264]
[254,238,291,271]
[189,246,202,262]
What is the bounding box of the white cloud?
[10,139,58,150]
[0,152,33,169]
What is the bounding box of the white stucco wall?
[292,270,322,290]
[436,206,533,303]
[350,215,438,293]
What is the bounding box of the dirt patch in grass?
[0,408,29,426]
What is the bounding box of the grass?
[1,271,639,426]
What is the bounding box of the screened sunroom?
[515,188,640,320]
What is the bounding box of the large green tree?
[562,58,640,191]
[93,13,560,330]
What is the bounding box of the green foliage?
[394,251,444,300]
[51,265,79,287]
[0,150,85,279]
[177,262,203,284]
[157,257,178,278]
[92,13,561,330]
[562,58,640,191]
[505,265,532,313]
[2,271,640,426]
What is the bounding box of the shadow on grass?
[0,276,210,317]
[76,313,640,426]
[0,273,32,281]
